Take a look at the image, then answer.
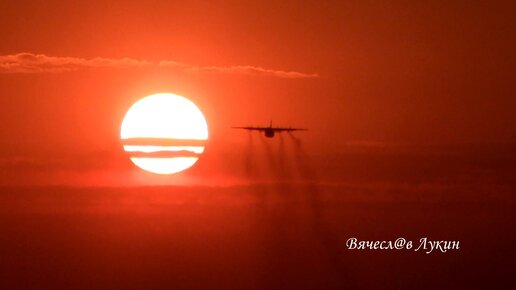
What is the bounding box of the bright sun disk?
[120,93,208,174]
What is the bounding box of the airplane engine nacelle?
[265,130,275,138]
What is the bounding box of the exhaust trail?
[288,132,317,181]
[258,133,294,196]
[278,133,290,181]
[287,132,350,288]
[275,133,294,196]
[244,131,254,178]
[244,132,269,204]
[259,133,279,181]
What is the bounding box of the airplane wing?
[232,126,269,131]
[232,126,307,132]
[270,127,308,132]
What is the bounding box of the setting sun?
[120,93,208,174]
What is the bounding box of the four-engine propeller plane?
[232,121,307,138]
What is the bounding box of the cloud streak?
[184,65,318,79]
[0,53,318,78]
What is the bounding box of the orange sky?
[0,0,514,186]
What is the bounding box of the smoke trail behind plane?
[244,131,254,178]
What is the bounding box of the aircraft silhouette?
[232,121,307,138]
